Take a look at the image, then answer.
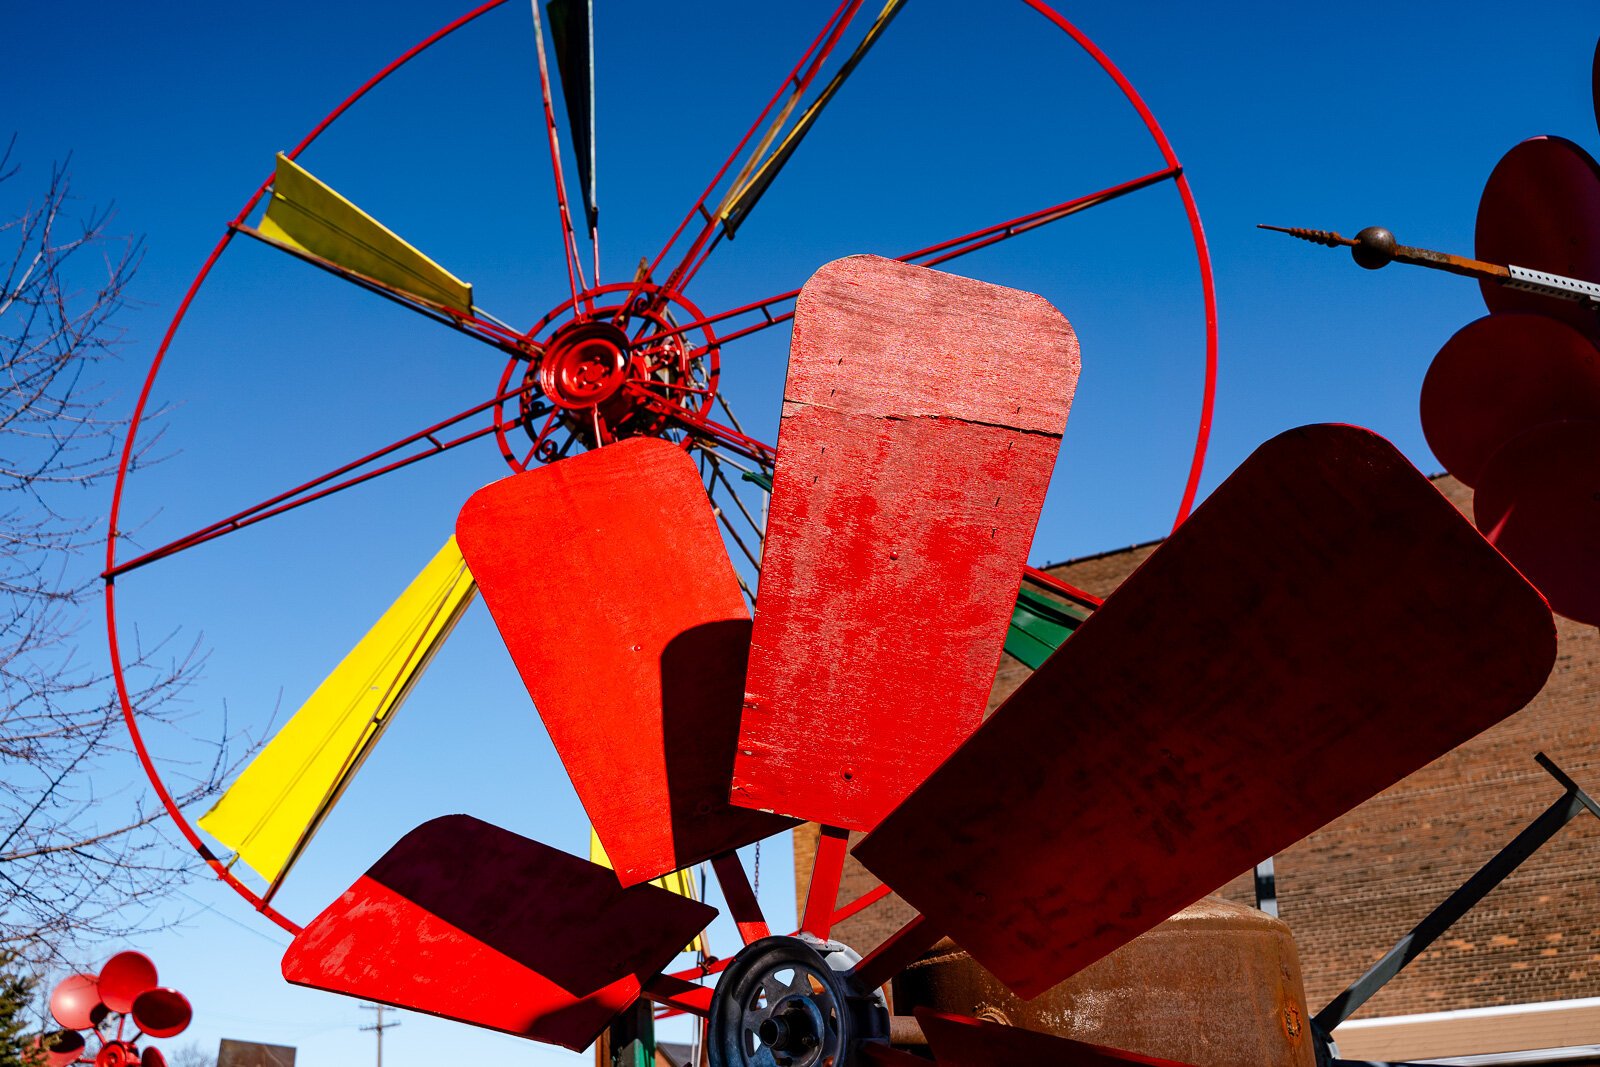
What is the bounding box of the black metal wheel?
[708,935,888,1067]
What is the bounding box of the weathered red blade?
[1475,419,1600,626]
[855,425,1555,999]
[916,1009,1193,1066]
[1476,136,1600,340]
[732,255,1079,831]
[456,437,791,886]
[282,815,716,1051]
[1420,313,1600,487]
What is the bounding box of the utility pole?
[360,1003,400,1067]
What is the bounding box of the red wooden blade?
[733,255,1079,831]
[917,1009,1194,1066]
[456,437,791,886]
[1476,136,1600,341]
[855,425,1555,999]
[282,815,716,1051]
[1420,313,1600,487]
[1475,419,1600,626]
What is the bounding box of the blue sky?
[6,2,1600,1065]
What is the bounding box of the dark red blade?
[916,1010,1194,1067]
[1476,135,1600,341]
[456,437,791,886]
[733,255,1079,831]
[1475,419,1600,626]
[282,815,716,1051]
[855,425,1555,999]
[1420,312,1600,487]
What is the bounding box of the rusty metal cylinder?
[890,896,1316,1066]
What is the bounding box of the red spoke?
[800,825,850,939]
[1022,565,1103,609]
[106,387,535,578]
[530,0,588,307]
[832,882,893,927]
[901,165,1180,267]
[623,384,776,463]
[711,852,771,947]
[611,0,864,325]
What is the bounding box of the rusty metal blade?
[733,255,1079,831]
[456,438,791,886]
[281,815,716,1051]
[1475,419,1600,626]
[1420,312,1600,487]
[855,425,1555,999]
[916,1010,1195,1066]
[1476,136,1600,340]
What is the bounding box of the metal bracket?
[1505,264,1600,305]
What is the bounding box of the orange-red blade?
[456,437,791,886]
[733,255,1079,831]
[281,815,716,1051]
[916,1010,1194,1066]
[855,425,1555,999]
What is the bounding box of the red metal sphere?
[36,1029,86,1067]
[98,952,159,1014]
[50,973,105,1031]
[131,988,192,1039]
[1475,419,1600,626]
[1421,313,1600,487]
[1475,136,1600,341]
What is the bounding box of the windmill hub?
[536,320,630,410]
[512,282,722,461]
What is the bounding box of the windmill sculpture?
[272,255,1556,1066]
[36,953,192,1067]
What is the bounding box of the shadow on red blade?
[457,438,791,886]
[917,1009,1194,1066]
[855,425,1556,999]
[282,815,716,1051]
[733,254,1079,832]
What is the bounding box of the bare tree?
[0,137,242,962]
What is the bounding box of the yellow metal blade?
[590,828,706,952]
[260,153,474,314]
[199,537,477,885]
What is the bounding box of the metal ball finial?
[1352,226,1398,270]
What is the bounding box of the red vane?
[141,1047,168,1067]
[281,815,717,1051]
[98,951,158,1014]
[1475,136,1600,340]
[1474,419,1600,626]
[50,973,105,1031]
[1421,313,1600,487]
[456,437,791,885]
[916,1009,1194,1066]
[733,255,1079,831]
[130,988,191,1039]
[36,1029,85,1067]
[855,425,1556,999]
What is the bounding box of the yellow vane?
[258,153,475,315]
[590,828,706,953]
[199,537,478,886]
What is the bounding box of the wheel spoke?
[106,387,537,578]
[612,0,865,326]
[529,0,589,305]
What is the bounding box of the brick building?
[796,475,1600,1064]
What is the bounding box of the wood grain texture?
[281,815,716,1051]
[456,438,791,886]
[854,425,1556,999]
[733,255,1079,832]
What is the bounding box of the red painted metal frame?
[105,0,1217,966]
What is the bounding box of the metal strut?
[1313,752,1600,1049]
